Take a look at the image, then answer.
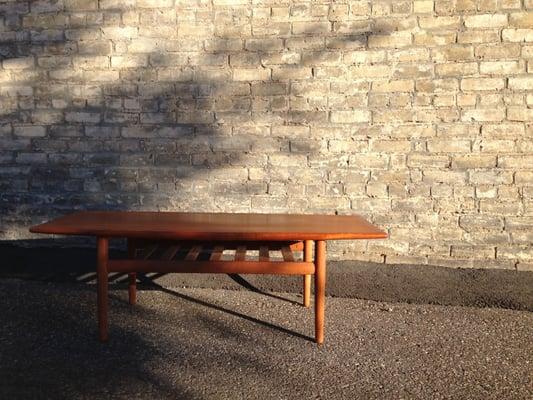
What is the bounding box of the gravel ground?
[0,279,531,399]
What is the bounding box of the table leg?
[97,237,109,342]
[303,240,312,307]
[127,238,137,305]
[315,240,326,344]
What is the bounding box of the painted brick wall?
[0,0,532,269]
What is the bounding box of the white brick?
[233,68,271,81]
[509,77,533,90]
[3,57,35,70]
[14,126,46,137]
[330,110,371,123]
[464,14,508,28]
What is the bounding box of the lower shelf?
[113,240,315,275]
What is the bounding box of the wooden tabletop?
[30,211,387,241]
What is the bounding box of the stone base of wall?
[1,241,532,309]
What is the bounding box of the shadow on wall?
[0,1,377,239]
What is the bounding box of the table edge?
[29,226,388,241]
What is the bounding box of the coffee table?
[30,211,386,344]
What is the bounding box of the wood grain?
[97,237,109,342]
[30,211,387,241]
[108,260,315,275]
[303,240,313,308]
[315,240,326,345]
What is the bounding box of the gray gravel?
[1,279,532,399]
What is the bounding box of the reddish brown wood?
[303,240,313,308]
[30,211,387,241]
[30,211,386,345]
[281,246,295,262]
[235,245,247,261]
[127,238,136,305]
[315,240,326,344]
[143,244,158,259]
[259,246,269,261]
[288,242,304,251]
[157,240,303,251]
[97,237,109,342]
[210,246,224,261]
[185,245,202,261]
[108,259,315,275]
[161,245,180,260]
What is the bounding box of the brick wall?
[0,0,532,270]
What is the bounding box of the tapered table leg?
[127,238,137,305]
[97,237,109,342]
[314,240,326,344]
[303,240,312,307]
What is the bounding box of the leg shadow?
[146,281,314,343]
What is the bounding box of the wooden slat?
[259,246,269,262]
[210,246,224,261]
[161,245,180,261]
[109,260,315,275]
[289,241,304,251]
[142,244,158,260]
[201,241,304,251]
[235,245,247,261]
[185,245,202,261]
[281,246,295,262]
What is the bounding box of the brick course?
[0,0,531,270]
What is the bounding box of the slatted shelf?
[134,241,305,264]
[111,241,314,275]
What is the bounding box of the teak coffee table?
[30,211,386,344]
